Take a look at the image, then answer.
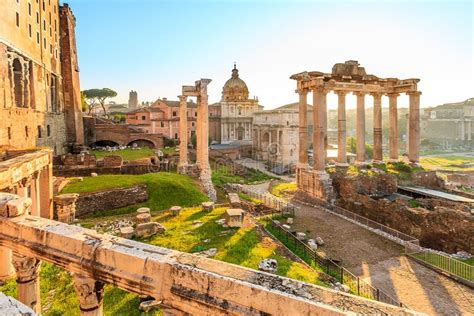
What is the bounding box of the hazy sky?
[67,0,473,109]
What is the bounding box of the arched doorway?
[91,140,120,148]
[127,139,155,148]
[236,126,244,141]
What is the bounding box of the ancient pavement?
[291,203,474,315]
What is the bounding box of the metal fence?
[330,205,473,286]
[267,220,406,308]
[234,186,298,217]
[406,242,473,284]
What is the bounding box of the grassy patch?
[161,147,177,156]
[61,173,208,217]
[270,182,297,200]
[420,155,474,171]
[407,199,422,208]
[91,148,155,161]
[238,192,262,204]
[211,166,274,187]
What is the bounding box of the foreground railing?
[267,219,407,308]
[0,193,417,315]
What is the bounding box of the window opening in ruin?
[28,3,32,15]
[29,24,32,37]
[29,61,35,108]
[16,12,20,27]
[50,75,57,112]
[25,126,29,137]
[175,133,178,139]
[13,59,23,107]
[173,111,177,117]
[8,127,12,140]
[142,116,146,120]
[37,126,42,138]
[47,125,51,136]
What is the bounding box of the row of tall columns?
[296,89,421,168]
[178,95,188,168]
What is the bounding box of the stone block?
[228,193,241,208]
[0,194,31,217]
[224,208,244,228]
[296,232,306,241]
[169,206,182,216]
[282,224,291,230]
[120,226,135,239]
[202,202,214,212]
[137,207,151,215]
[136,213,151,224]
[135,222,165,238]
[287,217,294,224]
[103,155,123,168]
[258,259,278,274]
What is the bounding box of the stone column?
[12,253,41,313]
[178,95,188,170]
[196,80,212,171]
[372,93,383,162]
[460,119,465,141]
[312,87,327,171]
[468,121,472,141]
[355,92,366,163]
[74,274,104,316]
[388,93,399,161]
[336,91,347,165]
[30,172,41,217]
[407,91,421,163]
[298,89,309,168]
[39,166,53,219]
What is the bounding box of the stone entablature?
[0,194,419,315]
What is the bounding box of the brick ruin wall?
[73,184,148,217]
[330,172,474,253]
[0,43,68,154]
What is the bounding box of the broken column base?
[199,167,217,202]
[295,168,334,206]
[177,163,200,178]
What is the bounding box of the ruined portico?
[292,61,421,202]
[178,79,217,201]
[0,149,53,283]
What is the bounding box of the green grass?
[420,155,474,171]
[145,207,328,287]
[91,148,156,161]
[270,182,297,200]
[238,192,262,205]
[411,252,473,282]
[61,173,208,217]
[211,166,274,187]
[161,147,177,155]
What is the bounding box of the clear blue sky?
[65,0,473,109]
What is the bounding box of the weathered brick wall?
[74,184,148,217]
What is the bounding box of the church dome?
[222,64,249,101]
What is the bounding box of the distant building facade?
[125,98,198,141]
[253,102,313,165]
[219,64,262,144]
[0,2,84,154]
[422,98,474,148]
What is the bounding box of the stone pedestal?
[12,253,41,313]
[296,168,334,203]
[202,201,215,212]
[73,274,104,316]
[136,213,151,224]
[54,193,79,223]
[169,206,182,216]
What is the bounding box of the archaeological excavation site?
[1,1,473,315]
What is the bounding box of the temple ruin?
[178,79,217,201]
[291,60,421,202]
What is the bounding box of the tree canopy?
[82,88,117,116]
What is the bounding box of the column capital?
[334,90,347,97]
[352,91,366,97]
[407,91,422,96]
[12,253,40,283]
[73,274,104,313]
[177,95,187,102]
[370,92,383,99]
[312,85,329,94]
[296,88,309,95]
[387,92,400,98]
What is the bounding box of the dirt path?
[291,203,474,315]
